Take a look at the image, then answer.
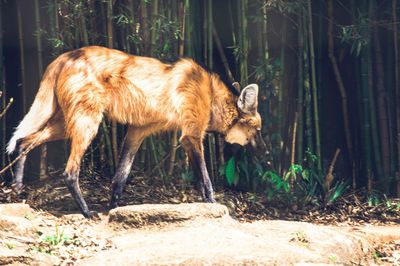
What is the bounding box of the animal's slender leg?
[110,126,146,209]
[180,135,215,202]
[64,114,101,219]
[14,112,65,192]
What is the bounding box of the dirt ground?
[0,173,400,265]
[0,202,400,265]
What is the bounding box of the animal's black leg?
[110,127,145,209]
[63,170,96,219]
[13,146,27,193]
[181,135,215,203]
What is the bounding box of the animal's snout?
[250,130,268,156]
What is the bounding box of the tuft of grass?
[328,254,337,263]
[373,250,382,264]
[4,242,16,249]
[31,225,80,255]
[289,230,310,247]
[24,212,33,221]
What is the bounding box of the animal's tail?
[7,66,58,154]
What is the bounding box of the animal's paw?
[205,197,216,203]
[86,211,100,220]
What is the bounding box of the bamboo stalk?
[392,0,400,197]
[350,0,358,190]
[141,0,149,55]
[290,112,298,188]
[205,0,216,182]
[102,120,115,175]
[372,0,390,192]
[296,9,304,163]
[0,0,5,168]
[278,15,287,174]
[360,26,373,191]
[291,113,298,166]
[212,25,235,84]
[303,13,313,154]
[228,0,236,45]
[307,0,321,172]
[327,0,353,168]
[34,0,48,180]
[150,0,159,56]
[149,136,165,179]
[383,1,395,193]
[184,0,193,56]
[367,45,382,189]
[80,5,89,46]
[0,0,3,168]
[207,0,213,68]
[262,0,269,67]
[127,0,135,53]
[16,0,26,114]
[238,0,248,85]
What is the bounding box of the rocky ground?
[0,173,399,265]
[0,202,400,265]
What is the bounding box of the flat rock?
[0,215,37,236]
[0,248,59,266]
[80,219,377,265]
[0,204,37,236]
[108,203,229,228]
[0,203,33,217]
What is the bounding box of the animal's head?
[225,83,267,154]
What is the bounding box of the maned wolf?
[7,46,265,219]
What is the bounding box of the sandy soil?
[0,203,399,265]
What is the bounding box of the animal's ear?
[232,82,241,94]
[237,84,259,114]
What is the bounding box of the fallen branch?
[0,91,13,119]
[323,148,341,192]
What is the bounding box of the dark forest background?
[1,0,400,204]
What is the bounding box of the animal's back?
[53,46,212,131]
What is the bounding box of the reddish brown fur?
[9,46,262,217]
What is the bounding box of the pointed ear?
[232,82,241,94]
[237,84,259,114]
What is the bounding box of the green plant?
[328,254,337,263]
[262,170,290,200]
[289,230,309,247]
[222,148,348,207]
[324,181,348,206]
[373,250,382,264]
[32,226,80,255]
[368,193,380,207]
[4,242,16,249]
[41,225,77,247]
[24,212,33,220]
[180,169,193,183]
[225,157,239,186]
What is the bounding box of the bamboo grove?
[1,0,400,202]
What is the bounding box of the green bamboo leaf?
[225,157,236,186]
[283,181,290,192]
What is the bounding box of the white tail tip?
[6,137,17,154]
